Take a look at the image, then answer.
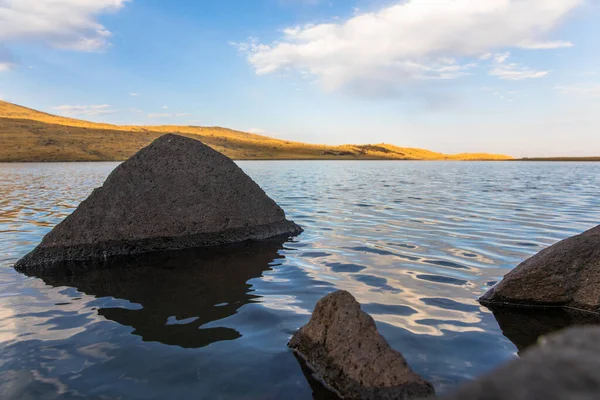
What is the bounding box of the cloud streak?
[53,104,118,117]
[519,40,574,49]
[488,52,550,80]
[0,62,15,72]
[147,113,192,119]
[555,84,600,98]
[238,0,581,96]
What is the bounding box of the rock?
[439,326,600,400]
[480,225,600,313]
[15,134,302,271]
[289,290,435,400]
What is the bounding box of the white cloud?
[488,51,550,80]
[162,105,168,109]
[0,62,15,72]
[53,104,118,117]
[0,0,130,52]
[130,92,140,96]
[555,84,600,98]
[238,0,581,96]
[493,52,511,64]
[0,0,130,70]
[489,64,550,80]
[519,40,574,49]
[147,113,192,119]
[248,128,266,134]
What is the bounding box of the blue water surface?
[1,161,599,399]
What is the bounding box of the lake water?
[1,161,599,399]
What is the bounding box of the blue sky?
[0,0,599,157]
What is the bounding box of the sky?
[0,0,599,157]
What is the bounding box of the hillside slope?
[0,101,513,162]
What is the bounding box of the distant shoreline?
[2,158,599,163]
[515,157,600,162]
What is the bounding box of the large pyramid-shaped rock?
[15,134,302,271]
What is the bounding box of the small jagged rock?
[439,326,600,400]
[15,134,302,271]
[289,290,435,400]
[480,225,600,313]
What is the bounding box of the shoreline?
[1,158,598,163]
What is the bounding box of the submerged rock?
[289,290,434,400]
[440,326,600,400]
[480,225,600,313]
[15,134,302,271]
[486,305,600,353]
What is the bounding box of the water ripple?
[1,161,600,398]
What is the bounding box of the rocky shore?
[289,224,600,399]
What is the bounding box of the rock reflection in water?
[293,353,341,400]
[486,305,600,353]
[23,240,286,348]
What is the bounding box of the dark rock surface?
[439,326,600,400]
[15,134,302,271]
[480,225,600,313]
[20,240,285,348]
[289,290,434,400]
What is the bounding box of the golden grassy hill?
[0,101,513,162]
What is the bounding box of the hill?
[0,101,513,162]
